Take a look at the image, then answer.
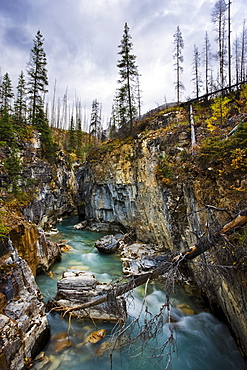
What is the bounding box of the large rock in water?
[0,239,49,370]
[94,234,122,254]
[52,270,126,323]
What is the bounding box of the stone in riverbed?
[94,234,122,254]
[52,270,126,323]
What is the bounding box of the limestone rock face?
[76,138,174,250]
[0,239,50,370]
[3,211,61,276]
[22,150,77,230]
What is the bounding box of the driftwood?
[54,209,247,314]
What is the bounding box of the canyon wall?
[0,132,77,369]
[76,114,247,359]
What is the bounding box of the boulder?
[51,270,126,323]
[120,242,167,275]
[94,234,122,254]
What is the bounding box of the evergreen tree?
[68,115,76,151]
[116,22,139,134]
[0,111,15,145]
[4,149,21,193]
[89,99,102,142]
[173,26,184,103]
[27,30,48,125]
[0,73,14,113]
[35,107,57,163]
[76,117,83,156]
[14,71,27,123]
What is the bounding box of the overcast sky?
[0,0,246,127]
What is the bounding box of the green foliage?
[14,71,27,123]
[4,149,22,193]
[34,107,58,163]
[0,210,10,239]
[0,112,16,146]
[68,115,76,152]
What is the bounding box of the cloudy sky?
[0,0,246,127]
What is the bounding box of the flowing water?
[35,216,246,370]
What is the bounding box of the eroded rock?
[0,241,50,370]
[51,270,126,323]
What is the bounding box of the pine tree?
[173,26,184,103]
[0,73,14,113]
[27,30,48,125]
[14,71,27,123]
[116,22,139,135]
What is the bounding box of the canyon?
[0,105,247,368]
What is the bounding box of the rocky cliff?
[0,237,50,369]
[0,130,78,369]
[76,107,247,359]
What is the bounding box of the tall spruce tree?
[0,73,14,113]
[27,30,48,125]
[14,71,27,123]
[116,22,139,135]
[89,99,102,142]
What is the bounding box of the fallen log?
[53,261,171,315]
[173,208,247,261]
